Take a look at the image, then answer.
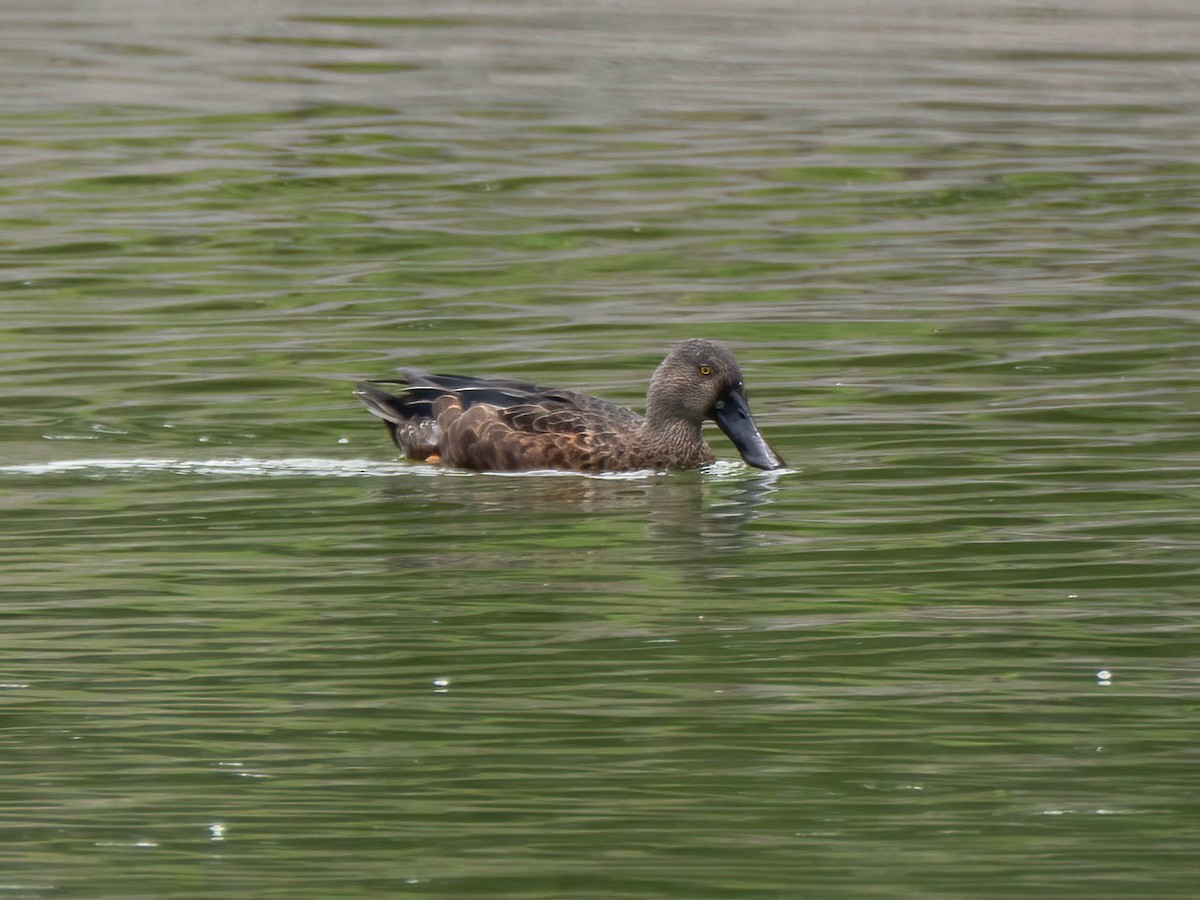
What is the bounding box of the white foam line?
[0,457,436,478]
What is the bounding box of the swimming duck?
[354,339,785,472]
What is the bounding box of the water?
[3,0,1200,896]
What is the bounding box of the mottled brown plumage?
[354,339,785,472]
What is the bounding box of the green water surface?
[2,1,1199,897]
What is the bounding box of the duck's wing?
[355,372,641,466]
[362,372,642,428]
[356,371,647,469]
[361,370,545,416]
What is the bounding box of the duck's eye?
[698,365,712,376]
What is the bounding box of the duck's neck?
[641,404,707,460]
[644,392,696,431]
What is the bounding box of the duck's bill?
[712,388,786,470]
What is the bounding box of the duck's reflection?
[367,465,789,575]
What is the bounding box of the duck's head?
[646,339,786,470]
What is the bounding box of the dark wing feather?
[397,369,547,394]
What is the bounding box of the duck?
[354,339,785,472]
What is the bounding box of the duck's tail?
[353,381,441,460]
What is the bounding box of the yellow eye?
[698,365,712,376]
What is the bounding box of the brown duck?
[354,339,785,472]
